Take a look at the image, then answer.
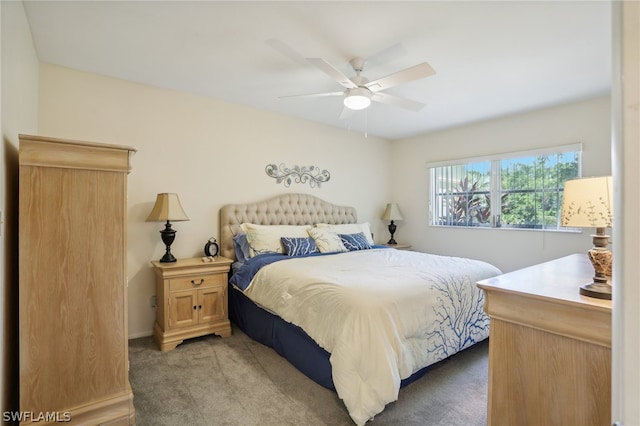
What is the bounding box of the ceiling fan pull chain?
[365,109,368,138]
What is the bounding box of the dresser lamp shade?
[146,193,190,262]
[561,176,613,228]
[381,203,404,245]
[561,176,613,299]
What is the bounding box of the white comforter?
[242,248,501,425]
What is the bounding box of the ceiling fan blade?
[278,91,343,99]
[372,92,426,112]
[365,62,436,92]
[307,58,357,89]
[266,38,312,69]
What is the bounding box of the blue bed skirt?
[228,285,431,390]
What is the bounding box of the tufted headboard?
[219,193,358,260]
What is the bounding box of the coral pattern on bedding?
[234,248,501,425]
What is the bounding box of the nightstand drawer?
[169,273,225,292]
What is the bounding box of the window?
[429,144,582,230]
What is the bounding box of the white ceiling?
[22,1,612,140]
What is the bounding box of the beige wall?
[391,96,611,273]
[0,0,39,415]
[37,64,392,337]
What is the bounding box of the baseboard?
[128,330,153,339]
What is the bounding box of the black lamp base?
[159,251,177,263]
[387,220,397,245]
[159,221,177,263]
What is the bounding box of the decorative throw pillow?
[314,223,375,245]
[307,227,348,254]
[232,233,251,263]
[281,237,319,256]
[240,223,312,257]
[339,232,372,251]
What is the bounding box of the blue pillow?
[339,232,372,251]
[233,233,252,263]
[281,237,319,256]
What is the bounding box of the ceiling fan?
[280,56,436,113]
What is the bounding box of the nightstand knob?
[191,278,204,286]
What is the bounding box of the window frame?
[428,143,583,231]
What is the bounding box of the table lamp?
[381,203,404,245]
[146,193,190,262]
[560,176,613,299]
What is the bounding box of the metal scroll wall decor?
[265,163,331,188]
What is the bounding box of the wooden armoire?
[18,134,136,425]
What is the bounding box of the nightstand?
[152,256,233,351]
[382,243,412,250]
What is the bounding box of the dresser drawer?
[169,273,226,292]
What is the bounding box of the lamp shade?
[560,176,612,228]
[381,203,404,221]
[146,193,190,222]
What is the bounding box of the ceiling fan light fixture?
[344,87,372,110]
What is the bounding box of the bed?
[220,193,501,425]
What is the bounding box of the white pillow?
[307,227,348,254]
[314,223,374,245]
[240,223,312,257]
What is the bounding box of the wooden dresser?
[477,254,611,426]
[19,134,136,425]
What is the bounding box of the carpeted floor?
[129,325,488,426]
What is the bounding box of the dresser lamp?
[381,203,404,245]
[560,176,613,299]
[146,193,190,262]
